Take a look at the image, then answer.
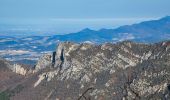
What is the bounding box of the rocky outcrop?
[34,54,52,71]
[0,59,24,91]
[0,58,29,76]
[22,41,169,100]
[1,41,170,100]
[12,64,28,76]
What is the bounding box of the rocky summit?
[0,41,170,100]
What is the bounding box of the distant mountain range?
[54,16,170,43]
[0,16,170,64]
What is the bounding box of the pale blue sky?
[0,0,170,34]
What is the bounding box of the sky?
[0,0,170,34]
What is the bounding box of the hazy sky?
[0,0,170,34]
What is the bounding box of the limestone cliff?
[29,41,170,100]
[1,41,170,100]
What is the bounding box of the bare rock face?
[12,64,28,75]
[1,41,170,100]
[24,41,170,100]
[34,54,52,71]
[0,58,29,76]
[52,41,154,80]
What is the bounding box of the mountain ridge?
[0,40,170,100]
